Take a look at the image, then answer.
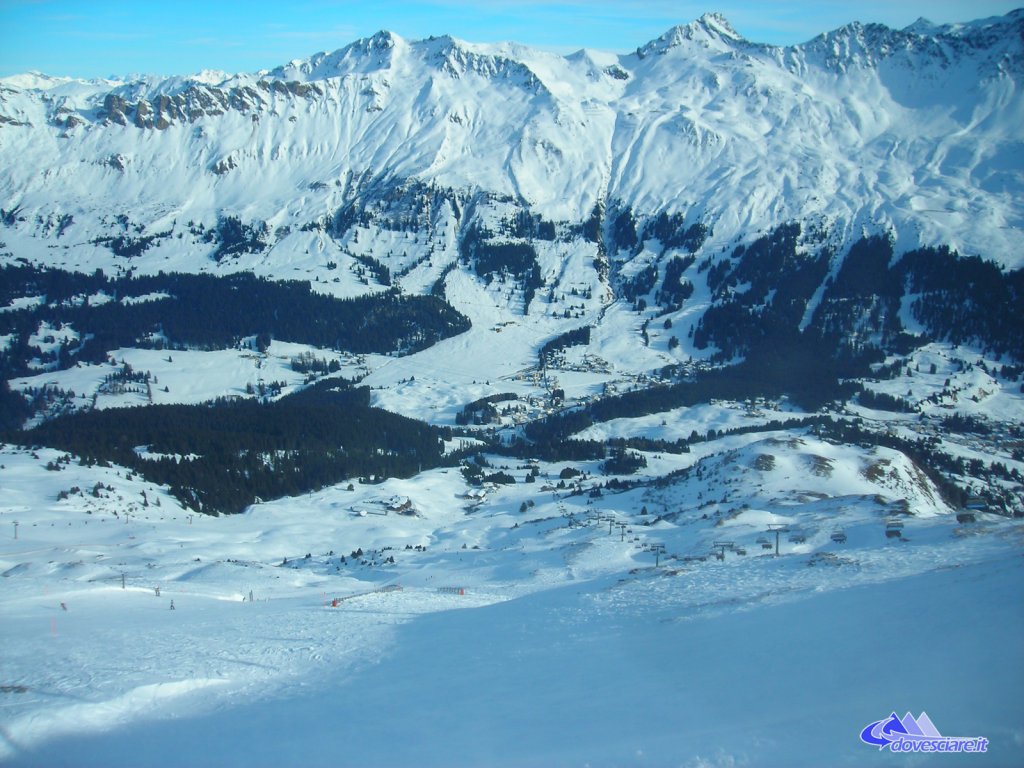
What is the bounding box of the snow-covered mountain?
[3,11,1022,458]
[1,10,1021,276]
[2,10,1021,422]
[2,13,1024,765]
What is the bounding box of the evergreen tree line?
[539,326,591,366]
[899,246,1024,359]
[0,267,470,377]
[694,229,1023,363]
[501,210,556,241]
[209,216,269,262]
[622,263,658,305]
[6,383,447,515]
[858,389,916,412]
[695,222,829,358]
[455,393,518,426]
[606,208,709,254]
[522,346,864,451]
[0,379,30,431]
[657,255,696,310]
[644,212,709,253]
[92,230,171,259]
[602,447,647,475]
[459,224,544,310]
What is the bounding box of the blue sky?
[1,0,1020,79]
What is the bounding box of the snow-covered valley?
[1,8,1024,766]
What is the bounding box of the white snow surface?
[0,11,1021,276]
[2,12,1024,766]
[1,435,1022,766]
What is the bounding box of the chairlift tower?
[767,523,790,557]
[652,543,666,567]
[712,541,733,561]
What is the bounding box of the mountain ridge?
[1,14,1022,762]
[1,11,1019,267]
[0,12,1021,396]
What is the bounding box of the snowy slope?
[1,437,1022,765]
[0,11,1021,276]
[2,14,1023,764]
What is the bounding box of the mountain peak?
[363,29,403,51]
[267,29,406,82]
[903,17,939,36]
[637,13,744,57]
[797,9,1024,74]
[342,28,406,60]
[696,12,743,40]
[0,71,73,90]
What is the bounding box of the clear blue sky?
[1,0,1020,79]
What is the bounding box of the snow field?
[4,539,1021,767]
[11,341,372,416]
[2,435,1022,765]
[3,13,1023,301]
[2,13,1023,764]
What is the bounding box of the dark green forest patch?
[9,382,448,515]
[0,266,471,377]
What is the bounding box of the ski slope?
[1,438,1022,766]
